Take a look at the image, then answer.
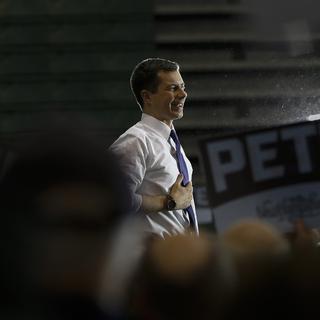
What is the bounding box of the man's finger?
[175,173,184,184]
[185,181,192,189]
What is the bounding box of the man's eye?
[169,85,185,91]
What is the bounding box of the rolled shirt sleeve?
[110,133,148,213]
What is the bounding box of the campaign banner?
[201,120,320,233]
[193,186,214,225]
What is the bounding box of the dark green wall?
[0,0,155,148]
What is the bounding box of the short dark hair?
[0,133,130,223]
[130,58,179,110]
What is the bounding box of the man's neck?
[143,111,173,128]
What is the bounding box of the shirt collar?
[141,113,173,140]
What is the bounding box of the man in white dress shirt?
[110,58,198,237]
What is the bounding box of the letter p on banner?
[207,138,245,193]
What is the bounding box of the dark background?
[1,0,320,229]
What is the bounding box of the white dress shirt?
[110,113,197,237]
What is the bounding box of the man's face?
[143,70,187,127]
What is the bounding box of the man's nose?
[177,87,187,99]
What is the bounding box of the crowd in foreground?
[1,131,319,320]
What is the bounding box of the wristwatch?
[165,194,176,210]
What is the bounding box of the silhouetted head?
[0,131,131,317]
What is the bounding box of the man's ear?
[141,89,152,106]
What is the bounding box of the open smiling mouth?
[171,102,184,110]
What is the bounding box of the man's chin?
[171,110,183,119]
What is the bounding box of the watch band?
[166,194,176,210]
